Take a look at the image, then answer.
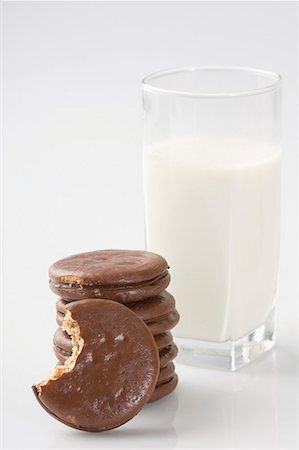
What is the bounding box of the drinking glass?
[142,66,281,370]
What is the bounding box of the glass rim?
[142,65,282,98]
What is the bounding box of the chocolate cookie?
[157,362,175,385]
[53,328,73,353]
[56,291,175,322]
[53,328,174,357]
[33,299,159,432]
[53,344,71,364]
[56,308,179,336]
[56,311,67,327]
[159,343,178,368]
[53,342,178,367]
[126,292,175,321]
[53,340,178,368]
[145,310,180,335]
[53,336,178,373]
[154,332,173,350]
[53,348,176,386]
[49,249,170,303]
[52,348,176,403]
[149,374,178,403]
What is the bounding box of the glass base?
[174,309,276,371]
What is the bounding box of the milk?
[144,137,281,342]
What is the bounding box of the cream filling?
[34,310,84,395]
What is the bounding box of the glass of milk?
[142,66,281,370]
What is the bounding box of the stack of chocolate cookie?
[49,249,179,403]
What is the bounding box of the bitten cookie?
[33,299,159,432]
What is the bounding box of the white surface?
[2,2,298,449]
[145,138,281,341]
[3,354,299,449]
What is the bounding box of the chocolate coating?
[154,332,173,350]
[148,374,178,403]
[53,328,73,352]
[157,362,175,386]
[53,344,71,363]
[56,299,68,314]
[56,291,175,322]
[53,341,178,368]
[160,343,178,368]
[56,308,179,336]
[49,249,170,303]
[53,329,174,361]
[145,310,180,335]
[56,311,66,327]
[53,349,175,388]
[33,299,159,432]
[124,291,175,321]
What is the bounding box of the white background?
[2,2,298,449]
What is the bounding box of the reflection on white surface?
[175,351,279,448]
[3,345,299,449]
